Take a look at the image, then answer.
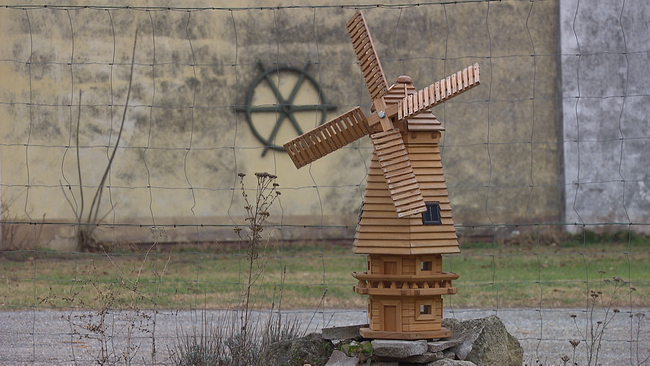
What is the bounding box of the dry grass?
[1,239,648,311]
[0,242,366,310]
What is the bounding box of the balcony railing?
[352,271,459,296]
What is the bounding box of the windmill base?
[359,327,452,340]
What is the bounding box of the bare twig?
[63,27,139,251]
[86,27,139,228]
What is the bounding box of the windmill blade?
[347,11,389,101]
[396,63,480,122]
[371,129,427,218]
[283,106,372,169]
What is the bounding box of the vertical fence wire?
[0,2,648,365]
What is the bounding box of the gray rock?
[398,350,445,363]
[371,339,428,358]
[427,338,465,353]
[451,329,482,360]
[429,359,477,366]
[369,362,399,366]
[442,349,456,360]
[322,324,368,341]
[261,332,333,366]
[442,316,523,366]
[325,350,359,366]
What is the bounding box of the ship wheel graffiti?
[237,62,336,156]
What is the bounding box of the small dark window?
[422,202,441,225]
[420,304,432,315]
[421,261,432,271]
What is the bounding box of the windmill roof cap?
[396,75,413,83]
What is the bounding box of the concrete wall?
[0,0,564,249]
[560,0,650,233]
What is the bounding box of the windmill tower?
[283,10,480,340]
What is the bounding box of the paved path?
[0,308,648,365]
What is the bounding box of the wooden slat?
[357,219,409,227]
[371,129,401,142]
[423,87,430,108]
[408,145,441,154]
[380,154,409,167]
[364,190,449,202]
[355,232,458,241]
[362,204,452,217]
[356,225,411,233]
[376,143,405,156]
[378,149,408,162]
[369,128,425,218]
[387,177,418,189]
[410,247,460,255]
[384,167,414,180]
[353,241,457,252]
[411,161,444,169]
[416,179,448,187]
[324,123,346,148]
[358,222,455,232]
[396,63,480,123]
[283,107,369,169]
[409,224,456,233]
[361,214,455,227]
[352,235,412,247]
[388,183,420,196]
[364,196,420,205]
[410,239,460,248]
[395,200,425,213]
[382,159,411,172]
[404,323,445,333]
[463,67,469,88]
[451,73,457,94]
[397,206,427,218]
[392,188,421,201]
[346,10,389,100]
[350,246,407,256]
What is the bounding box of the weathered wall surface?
[0,0,562,248]
[560,0,650,233]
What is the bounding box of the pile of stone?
[262,316,523,366]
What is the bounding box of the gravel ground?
[0,308,648,365]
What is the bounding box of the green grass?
[447,239,650,308]
[1,238,648,311]
[0,243,367,310]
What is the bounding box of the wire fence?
[0,1,648,365]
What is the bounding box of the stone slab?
[322,324,368,341]
[324,350,358,366]
[371,339,428,358]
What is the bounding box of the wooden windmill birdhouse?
[283,10,480,340]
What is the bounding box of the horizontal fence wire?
[0,1,648,365]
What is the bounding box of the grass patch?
[1,239,648,310]
[447,240,650,308]
[0,243,367,310]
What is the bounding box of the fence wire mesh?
[0,1,648,365]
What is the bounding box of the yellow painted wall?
[0,1,561,249]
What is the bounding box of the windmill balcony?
[352,272,459,296]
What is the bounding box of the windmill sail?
[283,107,371,169]
[397,64,480,122]
[371,129,427,217]
[283,10,479,219]
[346,11,389,101]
